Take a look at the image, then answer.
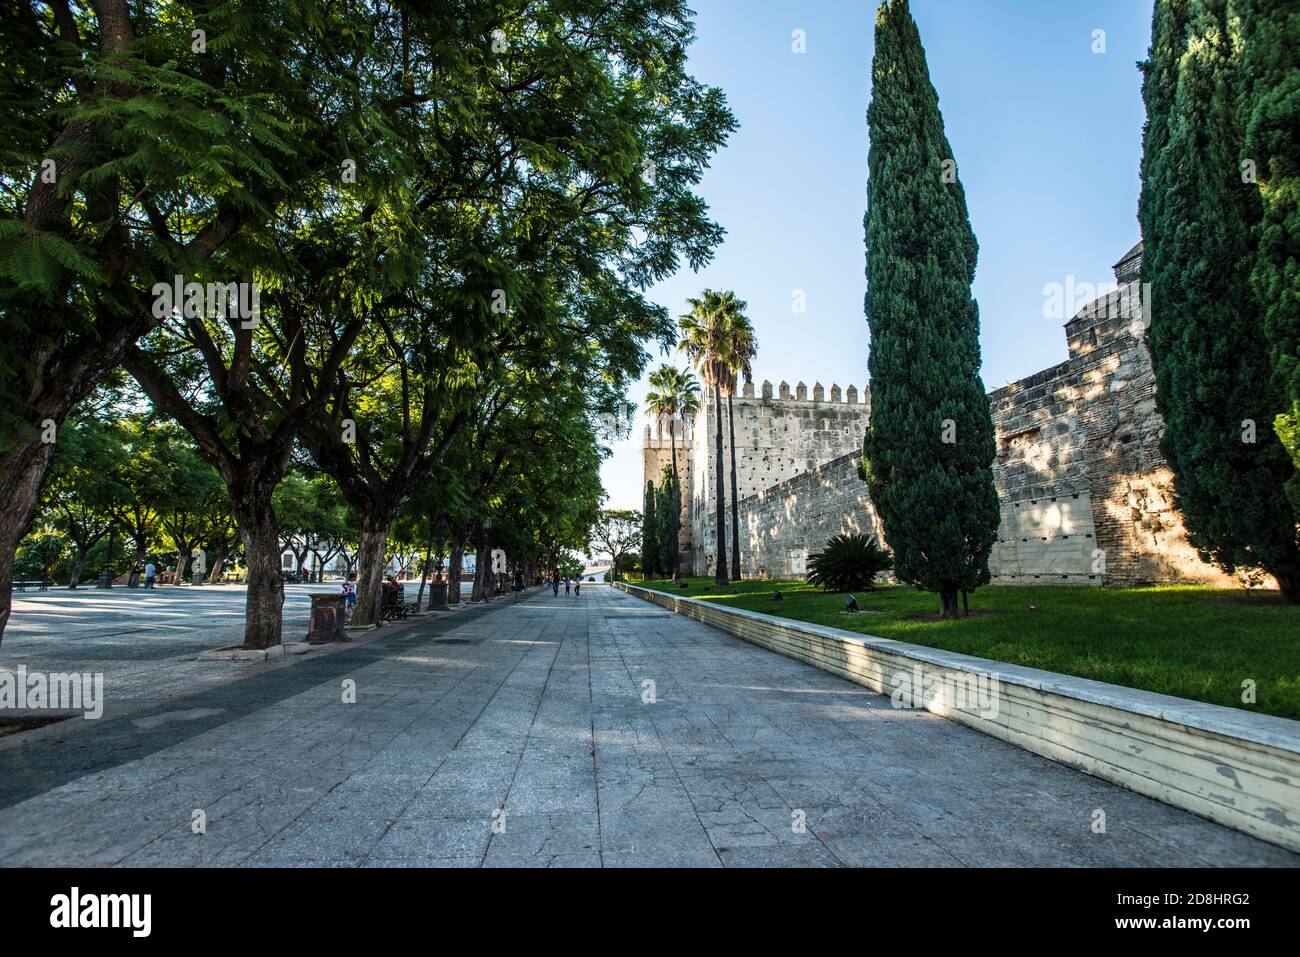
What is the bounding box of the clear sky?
[600,0,1156,510]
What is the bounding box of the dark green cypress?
[656,467,678,578]
[1240,0,1300,512]
[862,0,1000,619]
[642,480,658,579]
[1139,0,1300,601]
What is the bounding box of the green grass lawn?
[632,576,1300,720]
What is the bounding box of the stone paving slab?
[0,584,1296,867]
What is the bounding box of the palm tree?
[679,289,747,586]
[718,303,756,581]
[645,365,700,581]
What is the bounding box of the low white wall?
[616,582,1300,855]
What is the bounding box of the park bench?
[378,584,418,622]
[14,580,49,592]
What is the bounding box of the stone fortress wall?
[648,243,1241,588]
[688,379,869,575]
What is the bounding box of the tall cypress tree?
[1139,0,1300,601]
[642,480,659,579]
[1240,0,1300,511]
[862,0,1000,619]
[656,467,678,577]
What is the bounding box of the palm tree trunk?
[727,391,741,580]
[669,418,681,581]
[712,384,728,585]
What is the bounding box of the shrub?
[806,533,893,592]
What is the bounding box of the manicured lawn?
[632,576,1300,720]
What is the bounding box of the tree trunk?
[472,529,490,602]
[712,384,729,586]
[416,520,434,609]
[68,548,88,589]
[939,588,960,620]
[448,535,465,605]
[669,418,681,582]
[210,545,227,584]
[129,539,146,587]
[353,512,390,626]
[1277,570,1299,604]
[727,391,741,581]
[175,549,187,583]
[229,486,285,649]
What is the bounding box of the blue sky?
[601,0,1156,510]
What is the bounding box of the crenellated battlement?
[742,379,868,406]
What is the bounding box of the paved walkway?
[0,585,1294,866]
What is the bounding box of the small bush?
[806,533,892,592]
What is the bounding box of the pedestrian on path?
[342,572,358,623]
[574,578,581,597]
[552,571,560,596]
[512,568,525,601]
[144,561,156,588]
[564,576,570,595]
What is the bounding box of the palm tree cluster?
[675,289,757,586]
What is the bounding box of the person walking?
[512,567,525,601]
[144,561,156,589]
[551,571,560,597]
[574,577,581,597]
[564,576,570,595]
[342,572,358,623]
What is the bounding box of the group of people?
[550,571,580,597]
[340,571,405,625]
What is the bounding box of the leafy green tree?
[107,414,166,585]
[862,0,1000,619]
[642,481,659,578]
[1239,0,1300,511]
[291,2,731,625]
[40,411,124,587]
[14,527,67,584]
[590,510,642,582]
[645,364,700,581]
[1139,0,1300,601]
[153,425,224,583]
[0,1,375,643]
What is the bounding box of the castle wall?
[643,417,694,567]
[734,451,881,579]
[654,244,1247,589]
[689,381,867,577]
[988,361,1100,584]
